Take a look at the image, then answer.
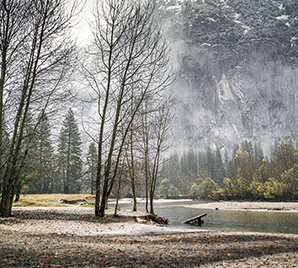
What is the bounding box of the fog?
[157,0,298,157]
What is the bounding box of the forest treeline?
[160,140,298,201]
[12,119,298,203]
[19,115,298,203]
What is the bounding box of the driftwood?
[182,213,207,226]
[59,199,87,205]
[138,214,168,225]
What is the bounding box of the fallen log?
[59,199,87,205]
[138,214,168,225]
[182,213,207,226]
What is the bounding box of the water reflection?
[117,200,298,234]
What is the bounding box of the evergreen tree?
[241,140,253,155]
[180,150,198,194]
[213,147,226,185]
[57,109,83,194]
[253,142,264,168]
[161,154,181,192]
[26,113,54,194]
[198,147,215,179]
[15,115,37,198]
[86,142,97,195]
[282,164,298,200]
[226,144,239,178]
[198,151,209,178]
[272,140,297,180]
[206,147,215,179]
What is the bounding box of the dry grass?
[13,194,95,207]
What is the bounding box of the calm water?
[118,200,298,234]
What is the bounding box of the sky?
[72,0,94,46]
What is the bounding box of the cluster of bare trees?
[0,0,173,217]
[84,0,172,217]
[0,0,79,217]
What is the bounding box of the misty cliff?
[157,0,298,155]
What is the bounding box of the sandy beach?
[185,201,298,212]
[114,198,298,212]
[0,206,297,267]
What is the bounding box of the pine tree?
[180,150,198,194]
[206,147,215,179]
[14,114,37,198]
[58,109,82,194]
[271,140,298,183]
[26,113,54,194]
[213,148,226,185]
[253,142,264,168]
[241,140,253,155]
[86,142,97,195]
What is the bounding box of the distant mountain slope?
[157,0,298,155]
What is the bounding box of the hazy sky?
[73,0,94,46]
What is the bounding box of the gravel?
[0,206,297,267]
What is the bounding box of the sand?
[0,206,297,267]
[185,201,298,212]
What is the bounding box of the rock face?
[157,0,298,155]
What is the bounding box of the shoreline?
[110,198,298,213]
[0,206,298,268]
[1,206,298,267]
[185,201,298,213]
[3,205,298,236]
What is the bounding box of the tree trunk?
[131,177,137,212]
[90,174,94,195]
[97,175,108,217]
[98,197,106,217]
[128,129,137,212]
[149,192,154,215]
[145,179,149,213]
[14,183,21,202]
[0,174,15,217]
[114,178,121,216]
[95,182,101,217]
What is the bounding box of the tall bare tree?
[0,0,79,217]
[141,96,173,214]
[84,0,172,217]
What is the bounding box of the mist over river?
[117,200,298,234]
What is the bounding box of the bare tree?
[84,0,172,217]
[0,0,79,217]
[141,96,173,214]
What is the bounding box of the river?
[117,200,298,234]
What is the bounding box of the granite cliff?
[157,0,298,155]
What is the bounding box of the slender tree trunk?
[14,183,21,202]
[0,54,6,173]
[95,159,102,216]
[127,129,137,211]
[98,175,109,217]
[149,192,154,214]
[91,174,94,195]
[131,176,137,212]
[114,177,121,216]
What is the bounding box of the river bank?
[1,206,298,267]
[185,201,298,212]
[113,198,298,212]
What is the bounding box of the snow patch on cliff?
[217,74,235,103]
